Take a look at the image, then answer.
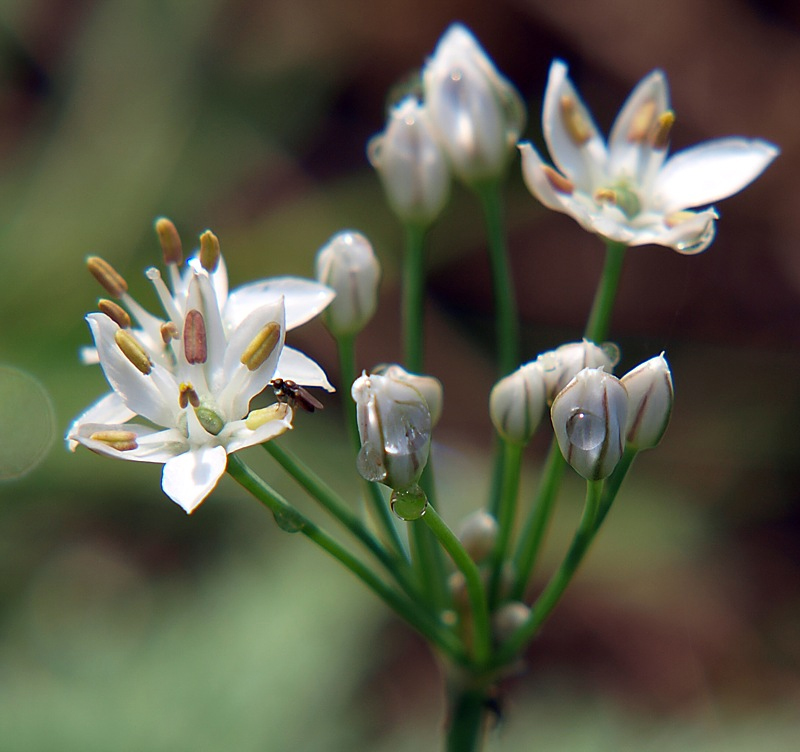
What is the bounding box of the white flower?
[70,251,333,513]
[423,24,526,185]
[520,60,779,254]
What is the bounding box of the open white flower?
[520,61,778,254]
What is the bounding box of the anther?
[665,210,694,227]
[542,165,575,195]
[245,403,290,430]
[179,382,200,409]
[560,95,591,145]
[199,230,220,273]
[240,322,281,371]
[160,321,179,343]
[183,309,208,365]
[627,99,657,143]
[649,110,675,151]
[87,256,128,297]
[98,299,131,328]
[89,429,138,451]
[594,188,618,204]
[155,217,183,265]
[115,329,152,375]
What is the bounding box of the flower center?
[594,180,641,219]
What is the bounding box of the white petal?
[519,142,568,211]
[188,253,229,307]
[224,277,334,332]
[161,445,228,513]
[66,392,135,451]
[274,346,335,392]
[654,138,779,213]
[542,60,607,190]
[70,423,185,463]
[628,209,718,254]
[222,409,294,453]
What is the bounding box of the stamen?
[183,309,208,365]
[145,267,182,325]
[89,430,138,451]
[245,403,290,430]
[160,321,179,343]
[114,330,152,375]
[594,188,618,204]
[542,165,574,195]
[559,95,591,145]
[649,110,675,151]
[199,230,220,273]
[98,299,131,329]
[179,382,200,409]
[155,217,183,265]
[627,99,657,143]
[240,322,281,371]
[87,256,128,297]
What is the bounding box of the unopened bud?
[536,340,618,402]
[492,602,531,644]
[490,361,547,444]
[372,364,443,426]
[457,510,498,564]
[621,353,673,450]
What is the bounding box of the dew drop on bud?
[356,444,387,483]
[566,409,605,451]
[390,484,428,521]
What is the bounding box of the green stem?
[495,480,603,666]
[510,440,566,601]
[475,180,518,376]
[226,454,466,663]
[262,441,419,597]
[412,466,450,609]
[584,240,627,343]
[487,440,523,606]
[593,447,637,532]
[422,505,491,666]
[402,221,427,373]
[445,687,488,752]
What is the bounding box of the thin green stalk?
[445,688,488,752]
[262,441,419,597]
[510,440,566,600]
[487,440,523,606]
[337,333,407,559]
[227,454,466,663]
[495,480,603,667]
[593,446,637,532]
[402,221,427,373]
[412,466,450,609]
[584,240,627,343]
[422,505,491,666]
[475,180,518,376]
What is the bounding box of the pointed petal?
[654,138,779,213]
[542,60,607,190]
[274,346,335,392]
[628,209,718,254]
[188,253,229,308]
[184,271,227,384]
[161,445,228,513]
[225,277,334,332]
[222,408,294,453]
[519,142,569,211]
[69,423,185,463]
[66,392,135,450]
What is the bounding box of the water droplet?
[566,409,605,451]
[272,508,304,533]
[538,352,559,373]
[600,341,621,368]
[390,485,428,521]
[356,444,386,483]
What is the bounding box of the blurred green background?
[1,0,799,749]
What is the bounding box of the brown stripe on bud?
[240,321,281,371]
[87,256,128,297]
[160,321,179,343]
[627,99,657,143]
[155,217,183,265]
[98,299,131,328]
[199,230,220,272]
[89,430,138,451]
[542,165,574,195]
[179,382,200,409]
[183,309,208,365]
[649,110,675,151]
[114,329,152,375]
[560,95,591,145]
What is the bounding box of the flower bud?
[551,367,628,480]
[372,363,443,426]
[351,370,431,491]
[621,353,674,450]
[492,601,531,645]
[315,232,381,337]
[368,97,450,226]
[489,361,547,444]
[457,510,498,564]
[537,340,618,401]
[423,24,526,185]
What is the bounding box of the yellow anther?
[199,230,220,273]
[627,99,657,143]
[114,329,152,375]
[179,382,200,409]
[183,309,208,365]
[160,321,179,343]
[89,430,138,451]
[560,95,592,145]
[245,403,290,430]
[649,110,675,151]
[240,322,281,372]
[98,299,131,329]
[542,165,575,195]
[155,217,183,265]
[665,210,694,227]
[594,188,618,204]
[87,256,128,297]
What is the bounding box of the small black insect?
[270,378,324,413]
